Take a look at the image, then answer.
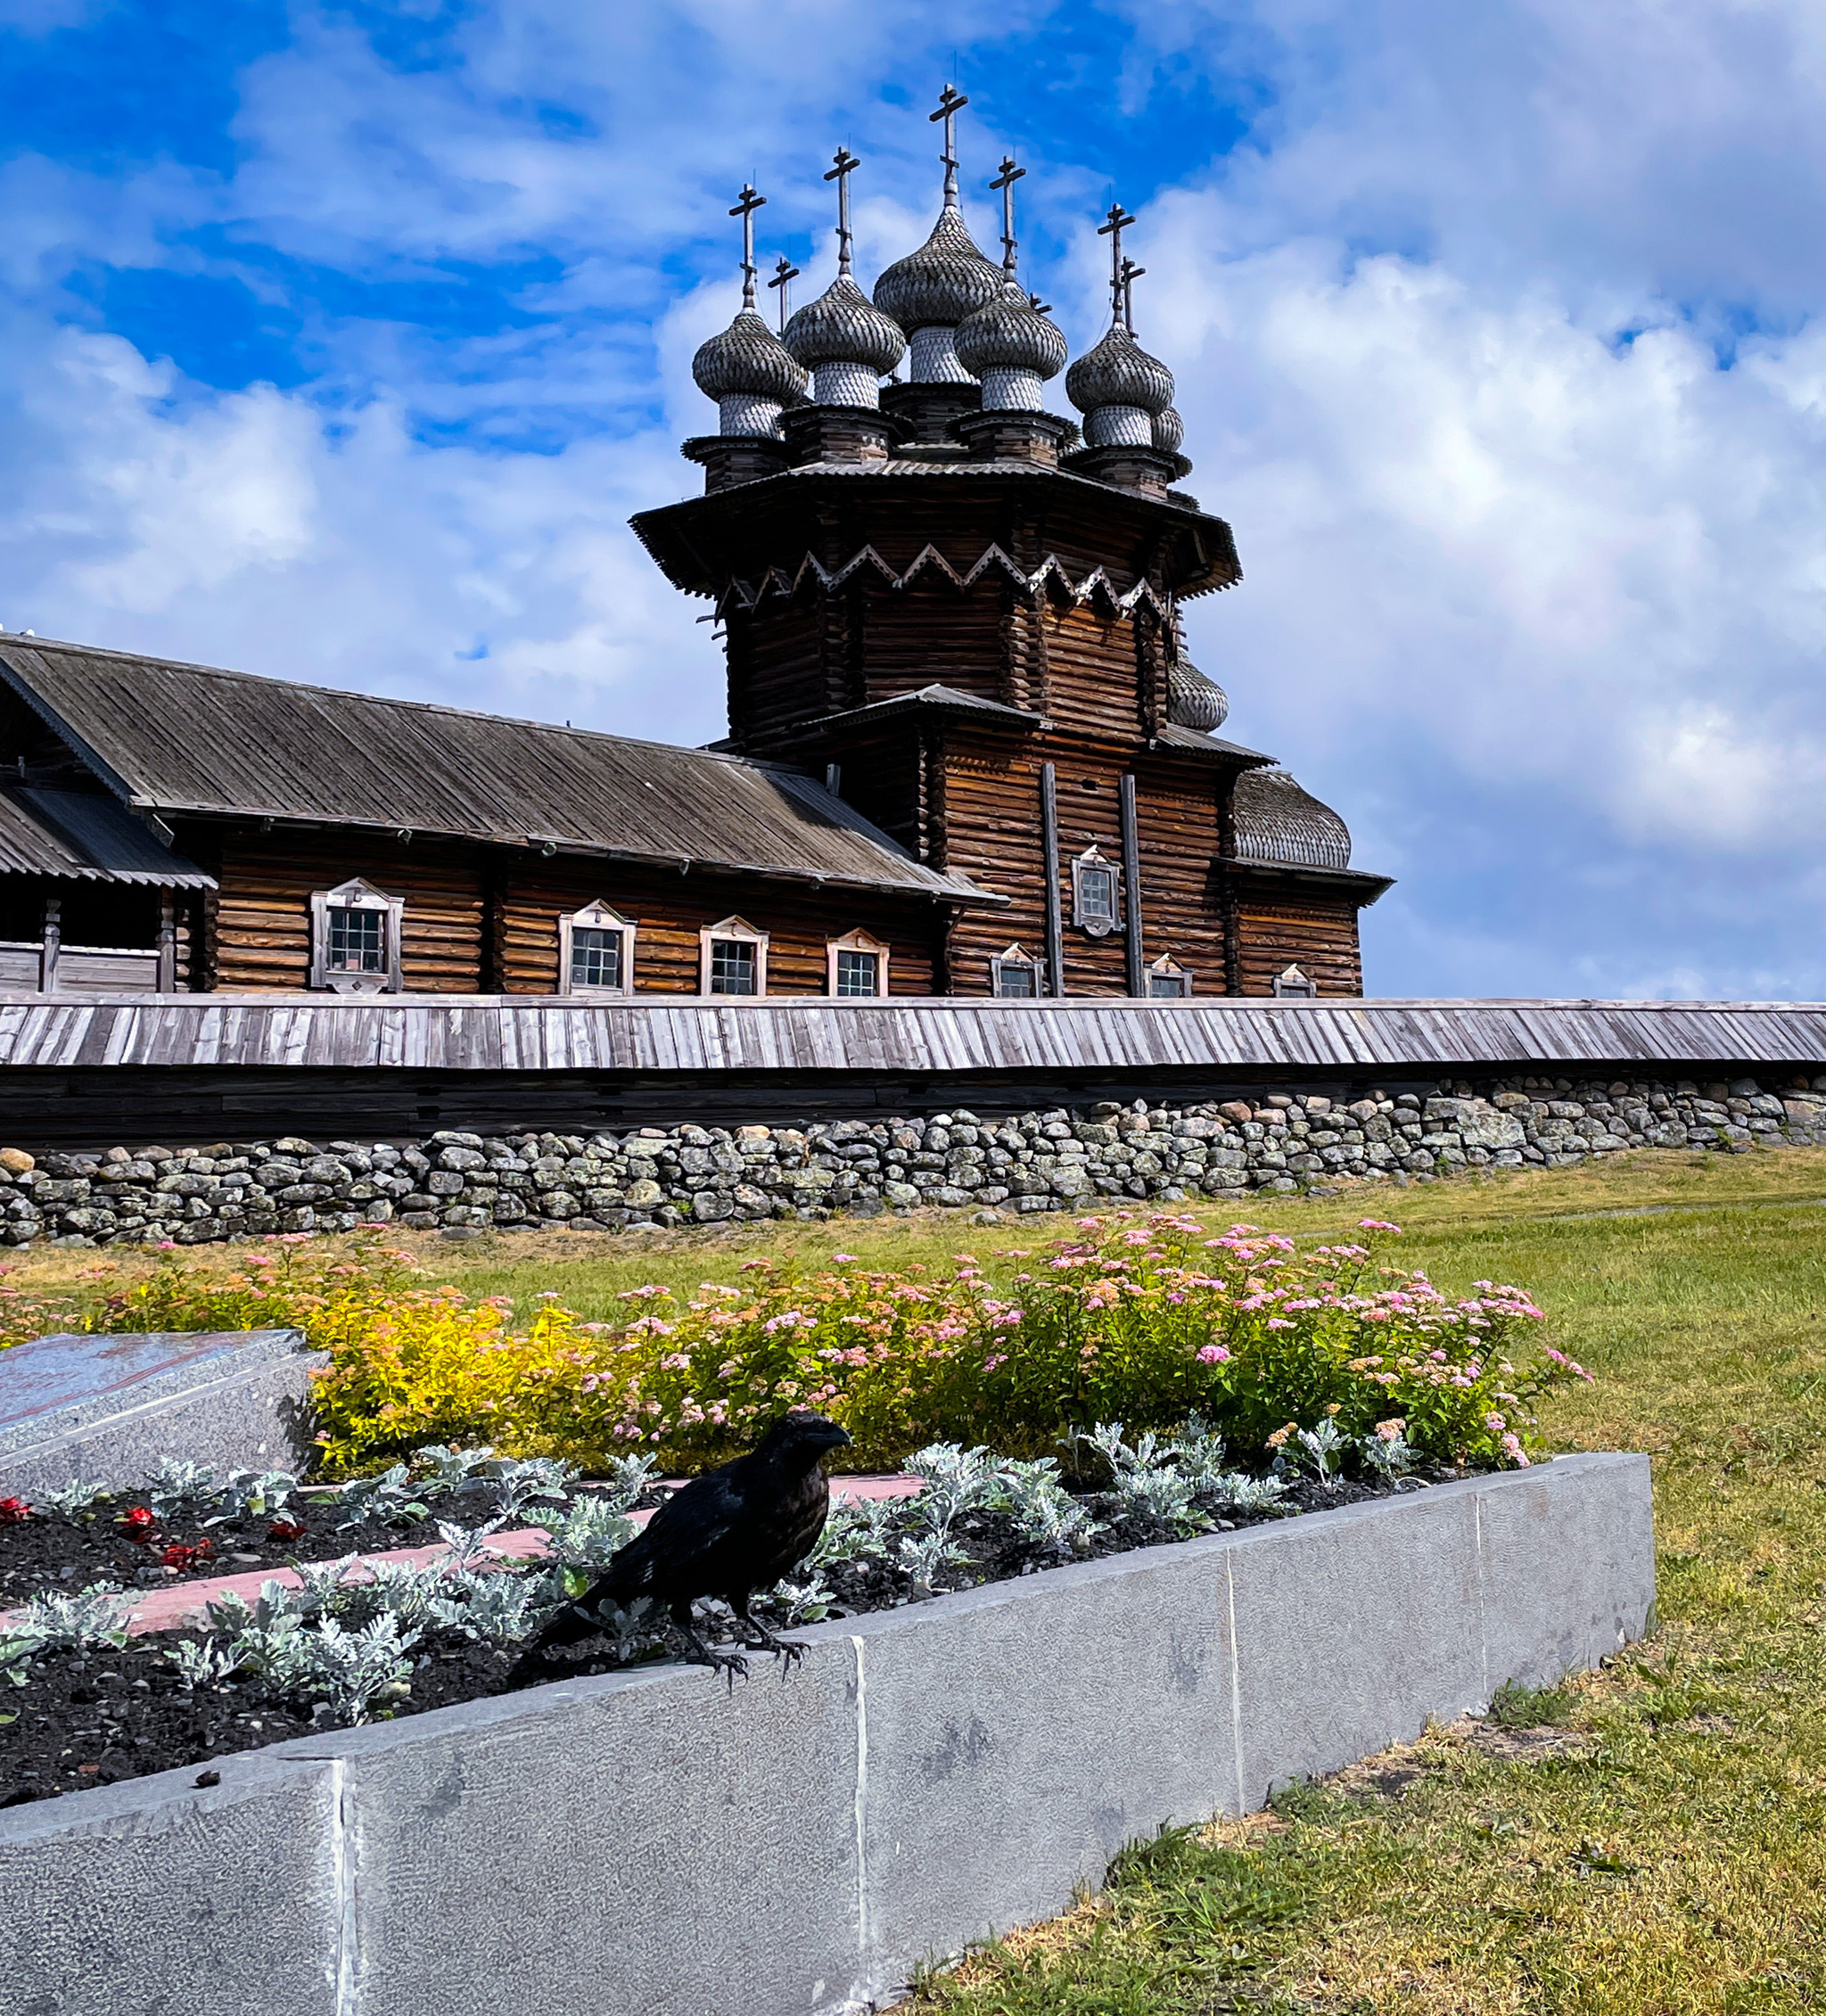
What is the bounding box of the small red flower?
[160,1538,214,1573]
[0,1496,31,1525]
[267,1518,307,1543]
[119,1505,158,1540]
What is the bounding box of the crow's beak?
[827,1424,854,1448]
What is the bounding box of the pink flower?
[1197,1344,1230,1365]
[833,1254,859,1264]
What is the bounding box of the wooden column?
[1120,773,1144,997]
[1040,761,1064,998]
[40,895,60,994]
[156,891,177,992]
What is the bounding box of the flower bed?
[3,1426,1464,1806]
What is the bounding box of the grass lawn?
[10,1148,1826,2009]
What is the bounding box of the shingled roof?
[0,786,213,886]
[0,638,996,906]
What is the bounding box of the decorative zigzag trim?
[715,544,1172,622]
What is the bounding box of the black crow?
[519,1410,852,1682]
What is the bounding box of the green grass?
[12,1147,1826,2008]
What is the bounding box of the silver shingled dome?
[873,206,1004,334]
[783,276,908,374]
[1065,321,1175,418]
[954,279,1069,382]
[1167,660,1230,732]
[1152,406,1185,454]
[692,309,811,406]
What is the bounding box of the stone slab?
[0,1328,323,1495]
[4,1452,1653,2016]
[0,1749,341,2016]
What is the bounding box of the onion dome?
[1152,406,1184,455]
[1232,769,1353,870]
[1166,660,1230,732]
[954,281,1068,411]
[692,309,810,438]
[1065,322,1175,447]
[874,207,1004,383]
[784,276,907,409]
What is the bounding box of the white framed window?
[827,927,889,998]
[1146,953,1192,999]
[990,942,1043,998]
[700,914,768,997]
[1070,845,1122,937]
[1271,963,1317,999]
[308,877,403,994]
[559,901,637,997]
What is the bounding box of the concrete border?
[0,1328,324,1496]
[1,1452,1653,2016]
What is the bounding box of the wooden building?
[0,150,1387,1006]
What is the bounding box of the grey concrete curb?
[1,1452,1654,2016]
[0,1329,324,1495]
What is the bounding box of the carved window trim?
[827,927,889,998]
[1271,963,1318,1000]
[1070,845,1122,937]
[559,901,637,998]
[990,942,1043,999]
[700,914,769,998]
[1146,953,1193,999]
[308,877,403,994]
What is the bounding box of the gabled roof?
[0,638,999,907]
[807,684,1047,732]
[0,786,213,887]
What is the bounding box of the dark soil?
[0,1484,673,1608]
[0,1468,1444,1808]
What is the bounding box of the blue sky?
[3,0,1825,1000]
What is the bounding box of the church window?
[308,878,403,994]
[701,916,768,997]
[559,901,637,996]
[1272,964,1317,999]
[1071,847,1121,937]
[990,943,1042,998]
[1146,954,1192,999]
[827,928,889,998]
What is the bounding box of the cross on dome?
[1119,255,1146,334]
[990,154,1025,276]
[728,183,766,310]
[1098,202,1136,319]
[930,84,969,206]
[768,254,799,333]
[824,146,860,276]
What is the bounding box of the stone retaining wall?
[4,1070,1824,1246]
[2,1454,1655,2016]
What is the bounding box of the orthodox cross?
[1098,202,1135,319]
[1119,254,1146,334]
[990,154,1025,275]
[824,146,860,276]
[931,83,968,205]
[728,183,766,311]
[768,254,800,333]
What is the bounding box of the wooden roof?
[0,994,1817,1074]
[0,786,213,887]
[0,638,994,905]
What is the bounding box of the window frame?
[699,914,769,998]
[1271,963,1318,1000]
[827,927,890,999]
[308,877,404,994]
[1070,845,1123,938]
[1145,954,1193,999]
[558,901,637,998]
[989,942,1044,999]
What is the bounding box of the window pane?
[571,927,622,990]
[835,948,878,996]
[1078,865,1116,923]
[327,907,385,974]
[995,961,1037,998]
[1147,971,1189,998]
[710,937,758,995]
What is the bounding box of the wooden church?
[0,100,1387,1007]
